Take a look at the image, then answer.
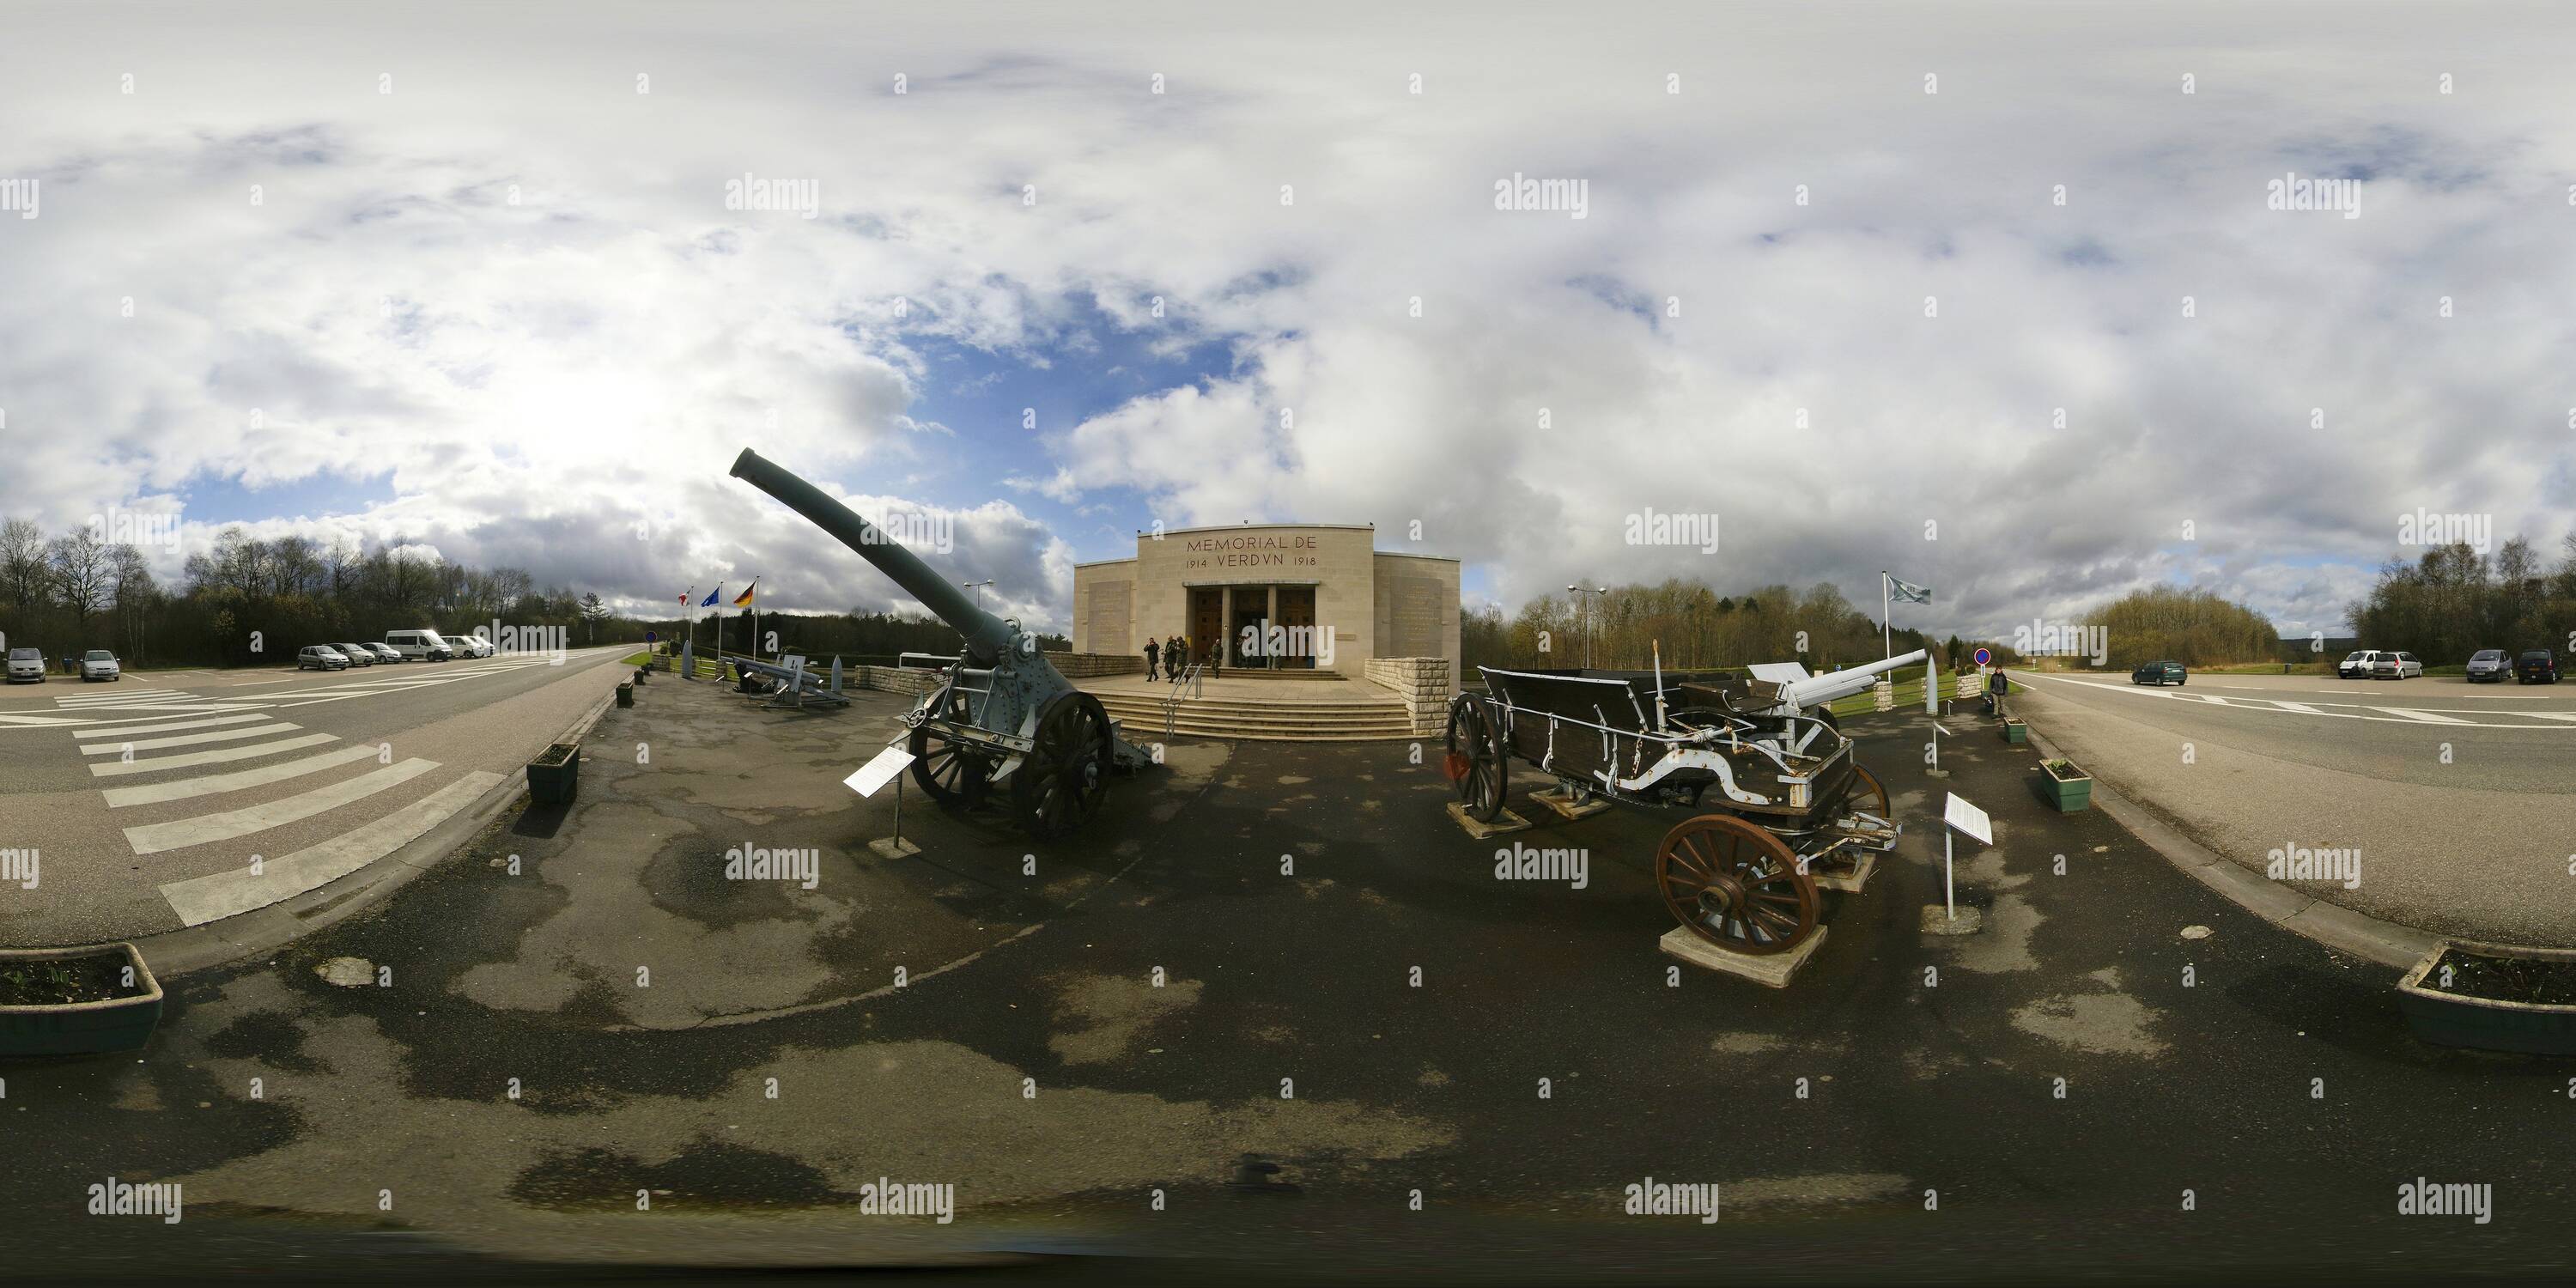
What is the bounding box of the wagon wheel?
[1844,763,1890,824]
[1443,694,1507,822]
[1656,814,1819,955]
[908,686,992,809]
[1012,692,1114,839]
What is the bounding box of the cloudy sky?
[3,1,2571,641]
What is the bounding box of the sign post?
[848,744,920,860]
[1940,792,1993,922]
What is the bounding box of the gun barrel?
[729,448,1012,666]
[1780,648,1929,707]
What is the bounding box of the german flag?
[732,579,757,608]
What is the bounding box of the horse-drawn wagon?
[1443,651,1923,955]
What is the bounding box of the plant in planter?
[2038,756,2091,811]
[0,942,166,1057]
[2397,942,2576,1054]
[526,741,581,805]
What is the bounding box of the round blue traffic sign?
[1972,647,1991,666]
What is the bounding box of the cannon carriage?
[1444,651,1923,955]
[729,448,1149,839]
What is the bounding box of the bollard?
[616,682,635,708]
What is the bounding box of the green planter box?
[616,683,634,708]
[2039,759,2091,811]
[2397,942,2576,1054]
[2003,720,2027,744]
[526,742,580,805]
[0,943,165,1057]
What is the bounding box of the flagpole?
[1881,571,1892,659]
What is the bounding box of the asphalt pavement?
[2,678,2571,1282]
[2011,670,2576,945]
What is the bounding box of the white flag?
[1888,574,1933,605]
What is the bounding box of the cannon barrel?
[729,448,1014,666]
[1778,648,1929,709]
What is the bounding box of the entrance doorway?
[1276,586,1317,669]
[1188,588,1223,668]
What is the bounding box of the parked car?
[363,642,404,664]
[2519,649,2561,684]
[80,649,121,682]
[384,629,453,661]
[2336,649,2384,679]
[298,645,350,671]
[5,647,44,683]
[2368,651,2424,680]
[447,631,495,659]
[2131,659,2187,686]
[2465,648,2513,683]
[334,642,376,667]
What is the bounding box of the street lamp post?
[1567,583,1607,670]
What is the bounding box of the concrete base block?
[1658,924,1829,988]
[1446,801,1531,838]
[867,836,922,860]
[1529,787,1613,821]
[1811,852,1877,893]
[1920,904,1983,936]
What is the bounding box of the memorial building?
[1072,525,1460,676]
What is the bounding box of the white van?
[384,629,454,661]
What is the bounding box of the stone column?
[1265,585,1279,669]
[1218,586,1232,666]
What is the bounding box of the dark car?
[2519,649,2561,684]
[2131,659,2186,686]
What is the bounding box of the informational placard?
[1943,792,1992,845]
[845,744,915,798]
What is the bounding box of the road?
[0,647,631,947]
[2011,670,2576,945]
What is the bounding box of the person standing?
[1988,665,2009,720]
[1170,635,1187,682]
[1142,636,1159,682]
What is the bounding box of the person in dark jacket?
[1988,666,2008,719]
[1142,637,1159,680]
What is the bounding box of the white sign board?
[1943,792,1993,846]
[845,744,915,799]
[1746,661,1811,685]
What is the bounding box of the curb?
[125,688,622,978]
[2018,711,2442,970]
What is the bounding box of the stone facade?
[1364,657,1455,735]
[1072,525,1460,678]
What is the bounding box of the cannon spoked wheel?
[909,686,992,809]
[1013,692,1114,839]
[1655,813,1819,955]
[1443,695,1506,823]
[1846,763,1889,823]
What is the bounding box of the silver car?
[364,643,404,664]
[80,649,121,682]
[5,647,43,683]
[335,642,377,667]
[2465,648,2512,683]
[2368,651,2424,680]
[298,645,349,671]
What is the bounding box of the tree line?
[2347,534,2576,664]
[2075,585,2284,668]
[0,518,647,667]
[1461,578,1940,675]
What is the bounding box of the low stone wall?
[853,665,943,697]
[1042,651,1148,678]
[1364,657,1453,735]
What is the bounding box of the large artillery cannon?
[1444,649,1923,956]
[729,448,1148,838]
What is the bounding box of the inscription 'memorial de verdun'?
[1073,524,1459,676]
[1185,532,1321,570]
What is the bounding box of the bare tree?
[0,517,47,613]
[46,527,114,631]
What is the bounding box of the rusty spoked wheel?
[1443,694,1506,822]
[1656,814,1818,954]
[908,684,992,809]
[1844,763,1890,824]
[1013,692,1114,839]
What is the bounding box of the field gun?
[728,448,1148,838]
